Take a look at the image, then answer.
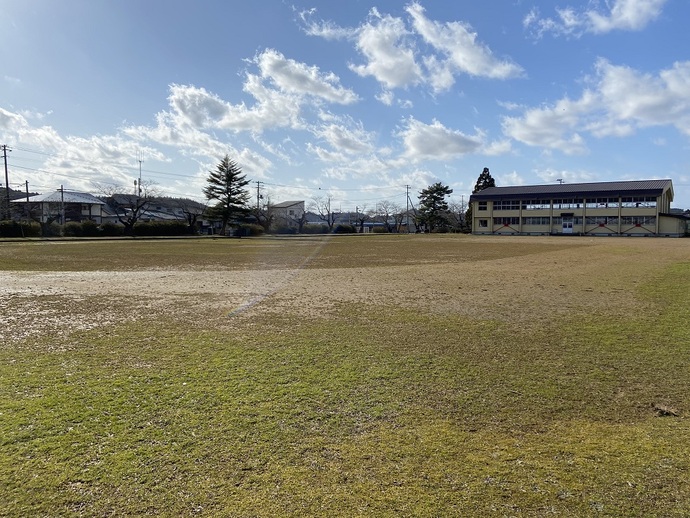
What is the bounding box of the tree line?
[204,155,497,234]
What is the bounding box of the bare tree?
[252,195,275,233]
[447,200,467,233]
[375,200,401,233]
[99,181,160,236]
[309,195,337,232]
[175,198,207,234]
[354,204,369,233]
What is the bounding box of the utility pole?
[60,185,65,225]
[2,145,11,220]
[405,184,410,233]
[137,151,144,197]
[255,180,263,208]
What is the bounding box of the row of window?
[480,196,657,211]
[480,216,657,227]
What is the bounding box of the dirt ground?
[1,236,687,344]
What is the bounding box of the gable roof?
[272,200,304,208]
[469,179,673,201]
[13,190,105,205]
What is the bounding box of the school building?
[469,179,687,237]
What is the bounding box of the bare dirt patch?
[1,235,687,343]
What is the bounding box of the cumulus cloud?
[304,2,522,98]
[501,94,594,155]
[312,119,375,156]
[398,117,483,161]
[255,49,359,105]
[349,9,423,89]
[525,0,667,38]
[406,2,523,86]
[502,58,690,152]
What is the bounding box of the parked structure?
[469,179,687,237]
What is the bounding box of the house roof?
[272,200,304,208]
[13,190,105,205]
[469,179,674,201]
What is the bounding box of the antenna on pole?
[557,178,564,184]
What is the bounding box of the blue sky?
[2,0,689,210]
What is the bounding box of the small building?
[12,190,105,224]
[469,179,687,237]
[272,200,305,230]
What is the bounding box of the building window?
[622,216,656,226]
[288,209,294,216]
[522,200,550,210]
[553,199,581,209]
[478,201,487,211]
[493,217,519,226]
[522,217,550,225]
[621,196,656,208]
[586,197,620,208]
[493,200,520,211]
[586,216,619,225]
[478,219,488,228]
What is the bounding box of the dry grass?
[1,234,689,516]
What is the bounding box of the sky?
[1,0,690,211]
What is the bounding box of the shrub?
[133,221,190,236]
[0,220,41,237]
[236,223,264,237]
[334,224,356,234]
[272,225,298,235]
[100,222,124,237]
[40,222,62,237]
[63,221,84,237]
[81,220,101,237]
[302,224,329,234]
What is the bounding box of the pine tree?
[465,167,496,228]
[417,182,453,232]
[472,167,496,193]
[203,155,250,235]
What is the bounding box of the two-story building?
[469,179,686,237]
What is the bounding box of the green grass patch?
[1,237,688,515]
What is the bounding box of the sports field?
[1,234,689,516]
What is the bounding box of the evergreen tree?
[465,167,496,228]
[473,167,496,193]
[417,182,453,232]
[203,155,250,235]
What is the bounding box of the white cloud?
[501,94,594,154]
[534,168,596,184]
[349,9,423,90]
[312,119,375,156]
[498,171,525,186]
[398,117,483,161]
[588,0,667,33]
[525,0,667,38]
[3,75,22,87]
[594,59,690,134]
[255,49,359,105]
[406,2,524,86]
[305,2,521,98]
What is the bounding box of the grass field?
[1,234,689,516]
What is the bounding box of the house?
[272,200,305,229]
[468,179,686,237]
[12,190,105,224]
